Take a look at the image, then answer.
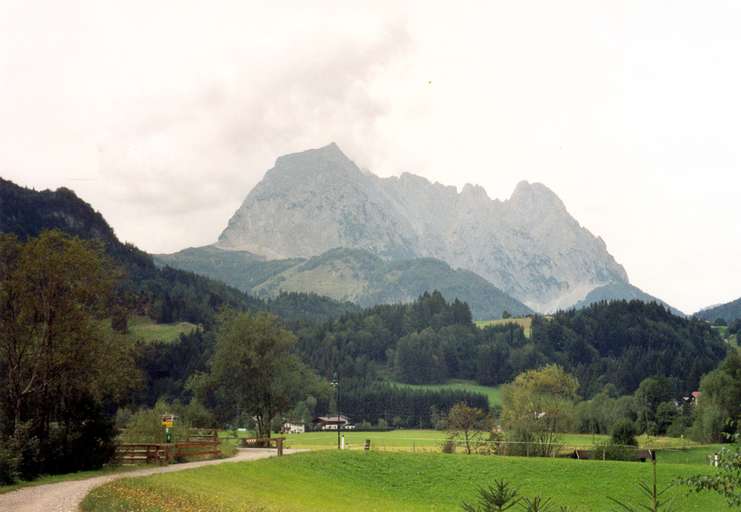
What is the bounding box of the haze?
[1,1,739,314]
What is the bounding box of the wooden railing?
[116,429,221,465]
[116,443,171,465]
[241,436,284,456]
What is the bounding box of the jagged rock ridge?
[217,143,629,312]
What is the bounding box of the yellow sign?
[162,420,173,428]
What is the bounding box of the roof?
[312,415,349,423]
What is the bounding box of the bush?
[593,441,637,461]
[119,400,192,443]
[441,440,456,454]
[0,438,20,484]
[611,419,638,447]
[40,405,117,475]
[689,402,727,443]
[4,421,41,482]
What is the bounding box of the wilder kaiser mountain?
[215,143,632,312]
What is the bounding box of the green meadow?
[126,316,198,343]
[283,430,702,453]
[81,450,731,512]
[475,317,533,337]
[391,379,503,407]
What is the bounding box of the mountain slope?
[216,143,629,312]
[156,245,533,320]
[573,281,685,316]
[1,178,362,326]
[154,244,302,291]
[696,297,741,323]
[0,177,260,325]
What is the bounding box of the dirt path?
[0,448,299,512]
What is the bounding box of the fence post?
[276,437,283,456]
[364,439,371,452]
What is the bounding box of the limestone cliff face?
[217,143,628,312]
[217,143,418,260]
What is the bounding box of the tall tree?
[690,348,741,442]
[0,231,137,478]
[501,365,579,456]
[446,402,490,455]
[200,310,322,438]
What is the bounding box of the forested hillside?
[530,301,727,396]
[0,178,355,326]
[696,296,741,323]
[574,281,684,316]
[156,245,533,320]
[0,178,258,326]
[293,294,726,398]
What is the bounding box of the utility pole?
[332,371,341,449]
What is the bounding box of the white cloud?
[1,0,739,313]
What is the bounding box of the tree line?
[0,230,736,486]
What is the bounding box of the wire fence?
[292,436,723,465]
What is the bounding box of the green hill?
[573,281,684,316]
[156,246,532,320]
[696,296,741,323]
[0,178,356,326]
[0,178,260,326]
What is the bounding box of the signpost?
[161,414,175,443]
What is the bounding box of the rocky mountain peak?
[461,183,490,202]
[509,180,566,212]
[217,144,630,312]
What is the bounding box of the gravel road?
[0,448,297,512]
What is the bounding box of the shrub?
[611,419,638,447]
[461,479,519,511]
[0,438,20,485]
[119,400,192,443]
[460,480,572,512]
[441,440,456,454]
[593,441,637,461]
[682,444,740,508]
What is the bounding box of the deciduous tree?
[199,310,322,438]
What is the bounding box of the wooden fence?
[116,429,221,465]
[241,436,285,456]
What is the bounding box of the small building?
[282,422,305,434]
[312,415,351,431]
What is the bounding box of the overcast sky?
[1,1,739,314]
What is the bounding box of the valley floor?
[80,450,732,512]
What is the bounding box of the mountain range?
[158,143,680,317]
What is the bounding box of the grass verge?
[0,464,144,495]
[81,450,731,512]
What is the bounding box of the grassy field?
[126,315,198,343]
[283,430,701,452]
[475,317,533,337]
[284,429,447,450]
[391,379,502,407]
[81,450,731,511]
